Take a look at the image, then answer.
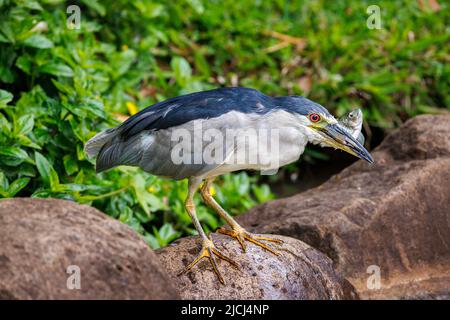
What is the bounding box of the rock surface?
[239,115,450,299]
[0,198,179,300]
[156,233,358,300]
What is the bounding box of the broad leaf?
[39,63,74,77]
[0,147,29,166]
[0,89,13,107]
[34,152,59,190]
[22,35,53,49]
[7,177,31,197]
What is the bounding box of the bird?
[85,87,373,284]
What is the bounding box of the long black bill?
[322,123,374,164]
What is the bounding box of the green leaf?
[14,115,34,135]
[21,0,43,10]
[74,170,84,184]
[0,113,11,134]
[152,223,181,246]
[133,2,164,18]
[0,172,9,191]
[58,183,102,192]
[39,63,74,77]
[132,175,165,215]
[113,49,136,78]
[158,223,180,244]
[0,147,29,166]
[16,55,32,74]
[51,79,74,95]
[80,98,106,119]
[0,21,15,43]
[34,152,59,190]
[81,0,106,16]
[132,175,151,215]
[186,0,204,14]
[171,56,192,86]
[7,177,30,197]
[194,51,210,77]
[22,35,53,49]
[17,135,40,149]
[143,233,160,249]
[63,155,79,175]
[0,89,13,107]
[31,189,51,198]
[14,163,36,177]
[252,184,273,203]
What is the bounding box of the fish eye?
[309,113,321,123]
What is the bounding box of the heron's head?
[280,96,374,163]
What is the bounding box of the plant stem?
[80,185,130,201]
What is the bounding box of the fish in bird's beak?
[320,123,374,163]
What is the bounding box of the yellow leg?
[177,237,239,284]
[178,177,238,285]
[200,178,283,255]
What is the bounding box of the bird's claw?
[217,227,283,255]
[177,238,239,285]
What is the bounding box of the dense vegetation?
[0,0,448,248]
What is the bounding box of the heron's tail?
[84,129,118,159]
[85,128,145,173]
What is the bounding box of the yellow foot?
[217,227,284,255]
[177,239,239,284]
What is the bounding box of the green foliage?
[0,0,448,247]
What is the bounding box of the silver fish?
[338,109,365,145]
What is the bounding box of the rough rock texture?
[0,198,179,300]
[239,115,450,299]
[156,233,358,300]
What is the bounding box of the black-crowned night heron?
[85,87,373,284]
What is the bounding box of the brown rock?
[239,115,450,299]
[0,198,179,300]
[156,234,358,300]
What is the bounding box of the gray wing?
[118,87,270,138]
[138,112,245,180]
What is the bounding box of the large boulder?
[156,234,358,300]
[239,115,450,299]
[0,198,179,300]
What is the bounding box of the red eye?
[309,113,321,122]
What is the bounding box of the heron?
[85,87,373,284]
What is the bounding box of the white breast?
[206,110,308,177]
